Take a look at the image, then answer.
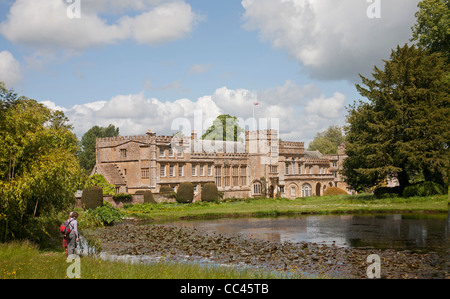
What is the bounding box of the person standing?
[66,211,79,256]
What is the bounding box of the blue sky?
[0,0,420,144]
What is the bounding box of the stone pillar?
[149,133,157,189]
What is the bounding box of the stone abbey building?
[92,129,349,200]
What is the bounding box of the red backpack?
[60,218,73,236]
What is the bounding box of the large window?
[120,149,127,158]
[240,167,247,186]
[215,167,222,187]
[160,165,166,177]
[232,167,239,186]
[178,165,184,177]
[224,167,230,187]
[141,168,149,179]
[208,165,213,176]
[200,165,205,176]
[253,182,262,195]
[302,184,312,197]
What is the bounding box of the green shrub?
[160,186,174,194]
[201,182,219,202]
[81,186,103,210]
[84,174,115,195]
[135,190,156,204]
[402,181,445,197]
[159,186,177,199]
[86,204,123,226]
[323,187,347,196]
[112,193,132,200]
[374,186,402,199]
[176,182,194,203]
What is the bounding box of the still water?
[164,213,448,253]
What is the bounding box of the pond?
[162,213,449,254]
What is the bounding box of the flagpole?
[252,105,255,130]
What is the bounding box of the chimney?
[191,130,197,140]
[146,129,155,137]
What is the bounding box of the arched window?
[290,186,296,197]
[302,184,312,197]
[253,181,262,195]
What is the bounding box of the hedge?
[323,187,348,196]
[81,186,103,210]
[402,181,446,197]
[201,182,219,202]
[374,186,403,199]
[135,190,157,204]
[176,182,194,203]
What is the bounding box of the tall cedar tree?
[343,45,449,191]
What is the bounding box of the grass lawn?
[122,193,449,221]
[0,241,310,279]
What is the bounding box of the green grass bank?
[122,193,448,221]
[0,241,313,279]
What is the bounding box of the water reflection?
[164,214,447,253]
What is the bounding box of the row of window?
[159,147,183,158]
[215,166,247,188]
[159,164,214,178]
[119,148,185,159]
[285,164,331,175]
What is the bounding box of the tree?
[78,124,119,173]
[411,0,450,61]
[84,174,115,195]
[202,114,244,142]
[0,84,83,241]
[342,45,449,191]
[308,126,345,154]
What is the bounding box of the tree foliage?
[78,124,119,173]
[411,0,450,61]
[0,82,83,242]
[85,174,115,195]
[202,114,244,142]
[308,126,345,154]
[342,45,449,191]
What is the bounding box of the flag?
[253,102,260,106]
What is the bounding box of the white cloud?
[242,0,419,81]
[0,0,199,51]
[41,83,346,144]
[0,50,22,87]
[304,92,346,119]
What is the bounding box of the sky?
[0,0,421,145]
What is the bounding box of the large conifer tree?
[343,45,449,191]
